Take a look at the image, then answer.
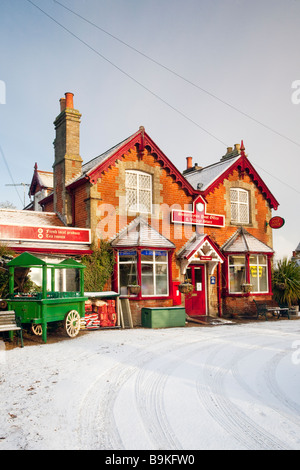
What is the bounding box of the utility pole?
[5,183,30,208]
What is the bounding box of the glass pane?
[126,171,137,188]
[141,250,153,262]
[239,190,248,203]
[239,204,249,223]
[229,265,245,292]
[259,266,268,292]
[258,255,267,264]
[229,255,245,266]
[230,189,238,202]
[139,189,151,213]
[156,264,168,295]
[139,173,151,189]
[155,251,167,262]
[141,264,154,295]
[119,263,137,295]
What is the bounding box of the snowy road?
[1,320,300,450]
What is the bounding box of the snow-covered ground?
[1,320,300,450]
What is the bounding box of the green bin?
[141,307,186,328]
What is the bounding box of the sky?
[0,0,299,261]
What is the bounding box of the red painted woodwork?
[185,265,206,316]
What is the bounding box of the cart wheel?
[64,310,81,338]
[32,324,43,336]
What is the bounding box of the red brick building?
[32,92,279,324]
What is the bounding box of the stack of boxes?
[80,298,117,330]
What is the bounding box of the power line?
[54,0,300,150]
[25,0,227,147]
[25,0,299,198]
[0,143,23,206]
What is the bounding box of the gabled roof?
[29,163,53,196]
[221,227,274,253]
[110,216,175,249]
[177,232,225,262]
[184,143,279,210]
[67,127,197,195]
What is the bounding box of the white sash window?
[230,188,249,224]
[126,170,152,214]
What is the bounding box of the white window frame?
[125,170,152,214]
[230,188,249,224]
[249,254,268,293]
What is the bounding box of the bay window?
[228,254,269,294]
[118,249,169,297]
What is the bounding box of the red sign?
[172,195,225,228]
[0,224,91,244]
[269,217,285,229]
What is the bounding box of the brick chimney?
[53,92,82,224]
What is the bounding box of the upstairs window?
[230,188,249,224]
[126,170,152,214]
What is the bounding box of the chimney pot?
[186,156,193,169]
[234,143,240,152]
[65,92,74,109]
[60,98,66,112]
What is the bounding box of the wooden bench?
[253,300,290,321]
[0,311,24,347]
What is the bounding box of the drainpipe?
[217,263,222,317]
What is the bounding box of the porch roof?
[221,227,274,253]
[110,216,175,249]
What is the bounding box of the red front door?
[185,265,206,316]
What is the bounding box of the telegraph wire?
[0,143,24,206]
[25,0,227,147]
[25,0,299,197]
[53,0,300,150]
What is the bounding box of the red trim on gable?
[83,128,197,195]
[182,234,225,262]
[202,154,279,210]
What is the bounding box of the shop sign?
[268,216,285,229]
[199,255,212,260]
[0,224,91,244]
[172,195,225,227]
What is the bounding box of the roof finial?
[240,140,246,157]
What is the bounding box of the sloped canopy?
[110,216,175,249]
[221,227,274,253]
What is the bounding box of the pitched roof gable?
[110,216,175,249]
[68,127,197,195]
[221,226,274,253]
[184,144,279,210]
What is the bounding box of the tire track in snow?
[134,337,215,449]
[196,341,290,450]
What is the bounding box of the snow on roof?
[184,156,240,191]
[222,227,273,253]
[0,209,65,227]
[110,216,175,249]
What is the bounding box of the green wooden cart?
[6,252,87,343]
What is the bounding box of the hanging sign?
[268,216,285,229]
[172,195,225,227]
